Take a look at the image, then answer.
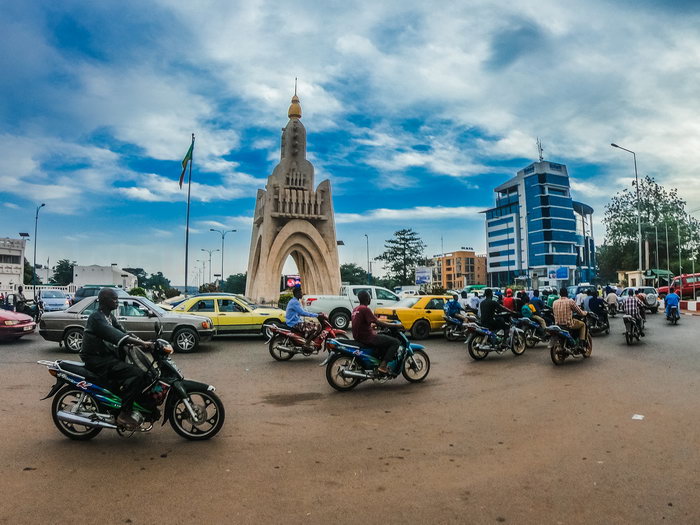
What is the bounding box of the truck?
[657,273,700,299]
[303,285,401,329]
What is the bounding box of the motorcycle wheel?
[625,332,632,345]
[524,329,538,348]
[511,333,526,355]
[582,334,593,358]
[51,386,103,441]
[444,326,459,342]
[169,389,225,441]
[268,334,295,361]
[466,334,488,361]
[326,354,361,391]
[402,349,430,383]
[550,343,566,365]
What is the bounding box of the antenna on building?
[536,138,544,162]
[294,77,298,96]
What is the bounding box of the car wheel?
[410,319,430,340]
[63,328,84,354]
[330,310,351,330]
[172,327,199,353]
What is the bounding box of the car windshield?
[138,297,166,315]
[394,298,420,308]
[235,295,256,306]
[41,290,66,298]
[643,288,656,294]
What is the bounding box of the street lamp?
[364,234,370,284]
[33,203,46,298]
[209,229,236,283]
[201,248,219,284]
[611,143,643,272]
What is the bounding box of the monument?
[245,91,341,303]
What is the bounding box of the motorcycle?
[607,301,618,318]
[267,313,346,360]
[36,331,225,441]
[547,312,595,365]
[623,314,644,345]
[464,313,526,360]
[666,305,680,325]
[516,317,548,348]
[322,323,430,391]
[441,311,478,341]
[588,305,610,335]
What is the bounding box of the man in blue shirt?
[665,287,681,320]
[444,294,465,320]
[530,289,544,313]
[286,287,319,340]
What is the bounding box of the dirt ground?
[1,313,699,524]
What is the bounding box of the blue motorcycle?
[547,313,594,364]
[464,313,526,360]
[322,324,430,391]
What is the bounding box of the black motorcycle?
[37,332,224,441]
[623,314,644,345]
[588,305,610,335]
[666,306,680,325]
[547,313,595,365]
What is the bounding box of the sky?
[2,0,700,285]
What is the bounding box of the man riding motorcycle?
[479,288,514,343]
[351,290,401,374]
[285,286,320,343]
[622,288,645,337]
[444,294,466,321]
[79,288,153,430]
[664,287,681,319]
[552,288,588,342]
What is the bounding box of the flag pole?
[184,133,195,297]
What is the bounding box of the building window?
[488,227,514,238]
[0,255,21,264]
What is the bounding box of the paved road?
[1,314,698,524]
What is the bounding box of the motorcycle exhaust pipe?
[340,370,372,380]
[56,410,117,430]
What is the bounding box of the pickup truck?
[303,285,401,329]
[657,273,700,299]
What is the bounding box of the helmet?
[506,288,513,296]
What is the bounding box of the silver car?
[39,289,71,312]
[39,296,215,353]
[618,287,660,314]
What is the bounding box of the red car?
[0,310,36,341]
[658,273,700,299]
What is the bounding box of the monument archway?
[245,93,341,303]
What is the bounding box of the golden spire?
[288,77,301,118]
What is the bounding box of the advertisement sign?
[414,266,432,285]
[548,270,557,280]
[284,274,301,288]
[555,267,570,280]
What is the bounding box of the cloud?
[117,172,258,203]
[3,202,20,209]
[336,205,485,224]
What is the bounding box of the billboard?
[414,266,432,285]
[555,267,570,280]
[283,274,301,289]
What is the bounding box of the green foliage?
[277,292,293,309]
[199,283,217,293]
[375,228,427,285]
[23,258,41,285]
[144,271,171,290]
[50,259,75,286]
[340,263,368,285]
[128,287,147,297]
[123,267,148,287]
[602,176,700,274]
[165,288,181,299]
[222,273,247,294]
[428,285,447,295]
[373,276,399,291]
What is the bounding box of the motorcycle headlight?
[163,343,174,354]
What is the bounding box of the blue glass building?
[483,160,596,288]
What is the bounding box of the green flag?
[179,141,193,189]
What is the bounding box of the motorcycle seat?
[334,338,363,348]
[58,360,103,383]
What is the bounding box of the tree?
[128,287,147,297]
[375,229,427,285]
[123,268,148,288]
[222,273,247,294]
[601,176,700,274]
[164,288,181,298]
[50,259,75,286]
[340,263,368,285]
[144,271,171,290]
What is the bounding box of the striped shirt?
[622,295,644,317]
[552,297,583,327]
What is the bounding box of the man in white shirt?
[467,292,481,311]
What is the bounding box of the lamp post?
[201,248,219,284]
[611,144,643,272]
[209,229,236,285]
[32,203,46,299]
[364,233,371,284]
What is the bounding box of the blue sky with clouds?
[2,1,700,285]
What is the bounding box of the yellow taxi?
[173,294,285,337]
[375,295,450,339]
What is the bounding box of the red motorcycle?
[267,313,346,361]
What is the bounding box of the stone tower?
[245,92,341,303]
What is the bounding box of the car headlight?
[4,320,19,326]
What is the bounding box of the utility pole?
[201,248,219,284]
[209,229,236,287]
[33,203,46,299]
[364,234,370,284]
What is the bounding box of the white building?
[73,264,137,289]
[0,238,26,293]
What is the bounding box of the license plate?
[23,325,33,331]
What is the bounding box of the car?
[0,309,36,341]
[39,295,215,353]
[304,285,401,329]
[39,289,71,312]
[619,287,660,313]
[374,295,451,340]
[70,285,129,306]
[566,284,597,299]
[173,294,286,337]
